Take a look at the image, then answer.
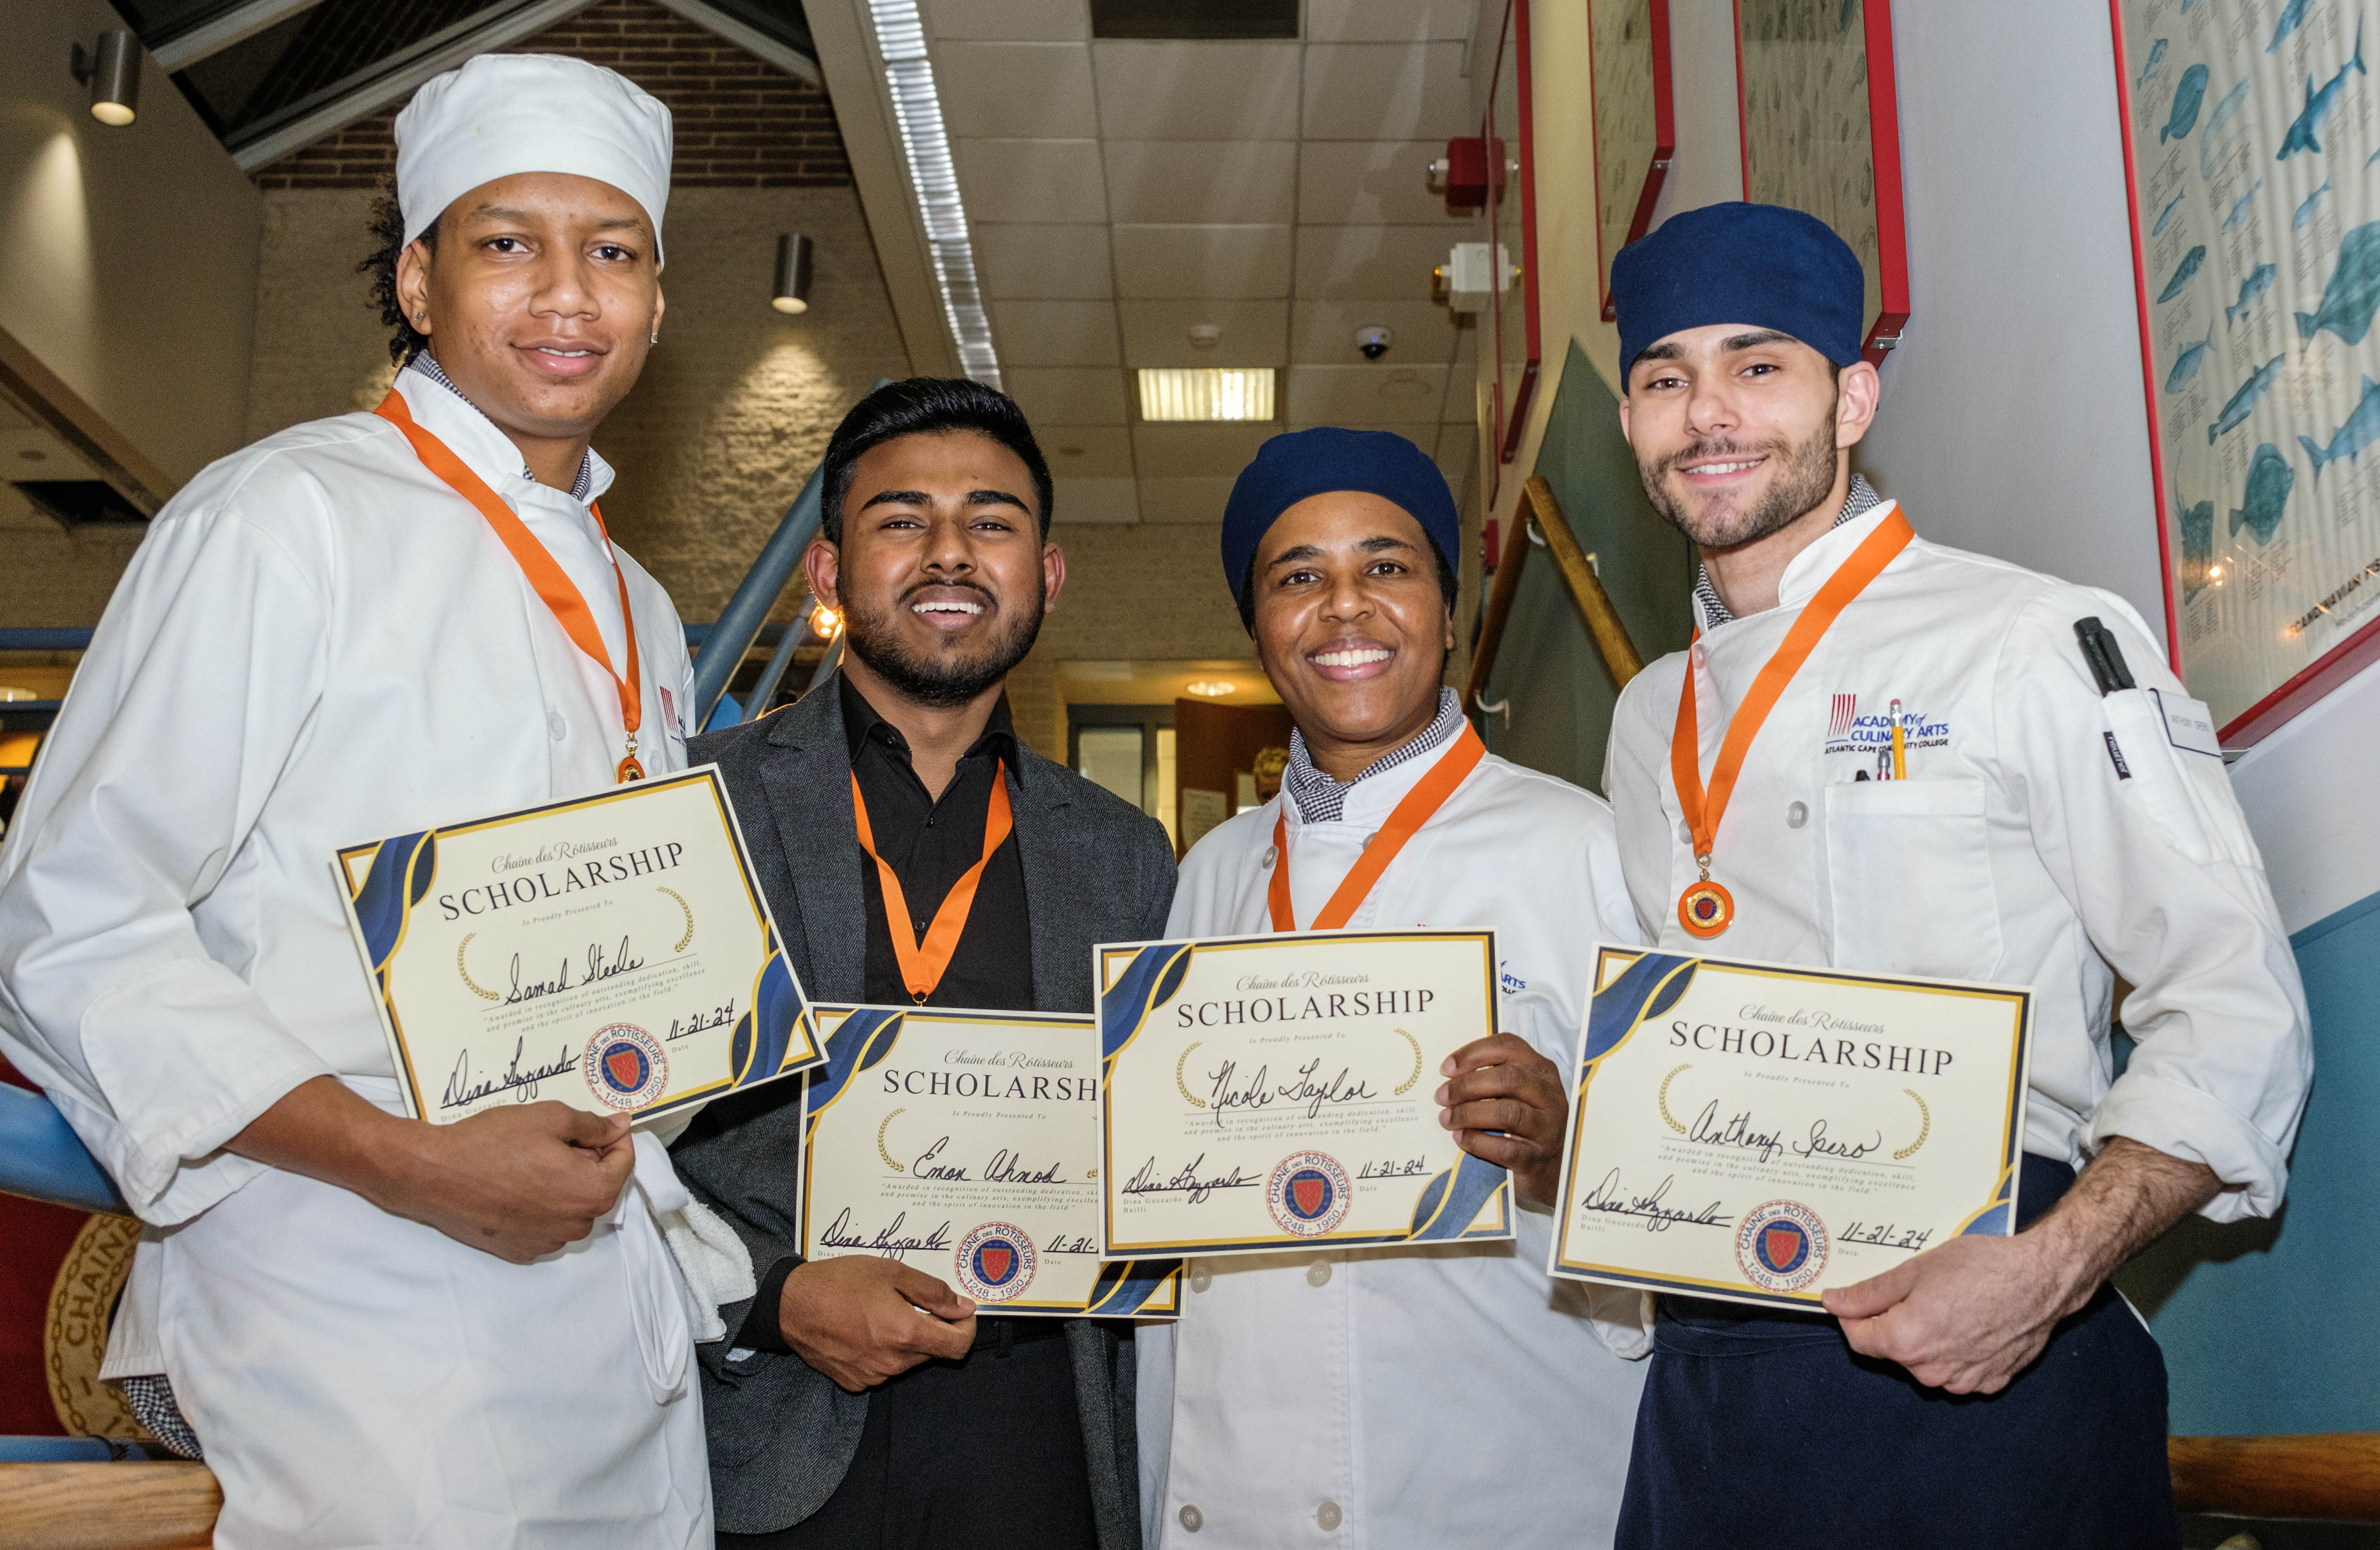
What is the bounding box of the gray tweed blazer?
[671,673,1176,1543]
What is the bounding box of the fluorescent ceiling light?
[1137,369,1276,422]
[1184,680,1236,697]
[868,0,998,387]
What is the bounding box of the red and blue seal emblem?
[955,1223,1037,1303]
[1267,1150,1353,1237]
[1736,1199,1829,1293]
[584,1023,668,1112]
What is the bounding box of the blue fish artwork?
[2154,190,2188,235]
[2138,37,2169,89]
[2296,178,2332,230]
[2200,79,2254,176]
[2278,22,2365,158]
[2210,355,2286,443]
[2179,495,2216,601]
[2230,443,2296,544]
[2224,179,2264,232]
[2299,375,2380,479]
[2163,63,2211,142]
[2269,0,2311,53]
[2228,263,2278,326]
[2181,0,2200,13]
[2167,325,2218,392]
[2158,245,2207,303]
[2296,223,2380,343]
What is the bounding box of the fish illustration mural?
[2210,354,2286,443]
[2167,325,2218,392]
[2200,79,2254,176]
[2278,22,2365,158]
[2298,375,2380,479]
[2178,494,2216,602]
[2163,63,2211,142]
[2228,262,2277,327]
[2158,245,2207,303]
[2181,0,2200,13]
[2296,222,2380,343]
[2269,0,2311,53]
[2224,179,2264,232]
[2296,178,2333,230]
[2155,190,2188,235]
[2138,37,2169,89]
[2230,443,2296,544]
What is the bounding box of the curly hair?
[359,174,437,367]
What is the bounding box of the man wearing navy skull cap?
[1604,203,2309,1547]
[1133,426,1656,1547]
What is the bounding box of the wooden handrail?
[1462,477,1647,717]
[0,1461,220,1549]
[1461,505,1534,715]
[2170,1432,2380,1520]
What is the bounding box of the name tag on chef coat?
[2149,689,2223,758]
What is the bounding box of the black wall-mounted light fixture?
[70,30,140,127]
[771,233,814,314]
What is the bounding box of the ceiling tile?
[936,44,1098,139]
[1131,424,1279,479]
[1004,367,1131,426]
[1290,298,1469,366]
[925,0,1086,41]
[1117,300,1289,367]
[974,226,1114,300]
[1113,225,1293,299]
[1040,427,1136,479]
[1103,140,1297,224]
[1137,476,1239,524]
[957,140,1108,224]
[1298,140,1470,226]
[1304,0,1474,41]
[1433,421,1479,467]
[1293,225,1456,300]
[1286,365,1453,425]
[1053,476,1140,524]
[991,301,1122,367]
[1301,43,1472,141]
[1092,42,1302,140]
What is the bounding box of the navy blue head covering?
[1220,428,1459,609]
[1610,202,1866,373]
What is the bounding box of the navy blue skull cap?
[1611,202,1867,375]
[1220,427,1461,609]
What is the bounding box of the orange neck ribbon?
[851,764,1016,1002]
[375,389,647,783]
[1268,726,1485,932]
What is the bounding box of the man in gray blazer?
[674,378,1175,1549]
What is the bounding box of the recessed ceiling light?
[1138,369,1275,422]
[1185,680,1236,697]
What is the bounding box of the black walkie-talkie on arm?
[2075,617,2137,780]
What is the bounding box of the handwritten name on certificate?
[334,767,822,1125]
[1549,946,2033,1312]
[798,1007,1180,1318]
[1097,931,1512,1259]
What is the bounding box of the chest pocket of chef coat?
[1824,776,2000,980]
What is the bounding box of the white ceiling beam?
[645,0,821,86]
[151,0,332,73]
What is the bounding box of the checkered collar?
[1283,687,1463,824]
[1691,474,1882,629]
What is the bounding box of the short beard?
[840,578,1046,709]
[1638,402,1843,553]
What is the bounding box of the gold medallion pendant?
[1677,878,1734,939]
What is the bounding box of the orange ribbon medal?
[1268,726,1485,932]
[1670,507,1914,939]
[375,389,648,783]
[852,767,1016,1002]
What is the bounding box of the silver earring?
[650,331,660,345]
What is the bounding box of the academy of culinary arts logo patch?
[956,1223,1037,1302]
[1267,1151,1353,1237]
[585,1023,668,1111]
[1824,695,1951,761]
[1736,1199,1828,1293]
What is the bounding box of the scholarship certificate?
[334,766,822,1125]
[1097,931,1510,1259]
[798,1006,1180,1318]
[1549,946,2032,1311]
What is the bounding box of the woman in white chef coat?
[1137,428,1651,1550]
[1600,202,2313,1548]
[0,57,721,1548]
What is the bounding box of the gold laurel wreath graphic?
[878,1108,906,1172]
[1658,1064,1693,1134]
[1176,1042,1206,1108]
[1895,1089,1930,1160]
[660,887,695,952]
[1086,1168,1097,1180]
[456,934,501,1002]
[1393,1028,1423,1095]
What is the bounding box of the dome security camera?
[1355,325,1393,360]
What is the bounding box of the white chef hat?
[394,54,673,264]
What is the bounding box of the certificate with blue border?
[799,1005,1180,1319]
[1548,945,2032,1312]
[1096,930,1512,1259]
[334,765,822,1125]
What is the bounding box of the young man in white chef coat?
[1137,427,1650,1549]
[0,57,721,1547]
[1602,201,2314,1547]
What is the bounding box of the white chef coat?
[1605,497,2312,1223]
[1138,731,1652,1550]
[0,364,712,1548]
